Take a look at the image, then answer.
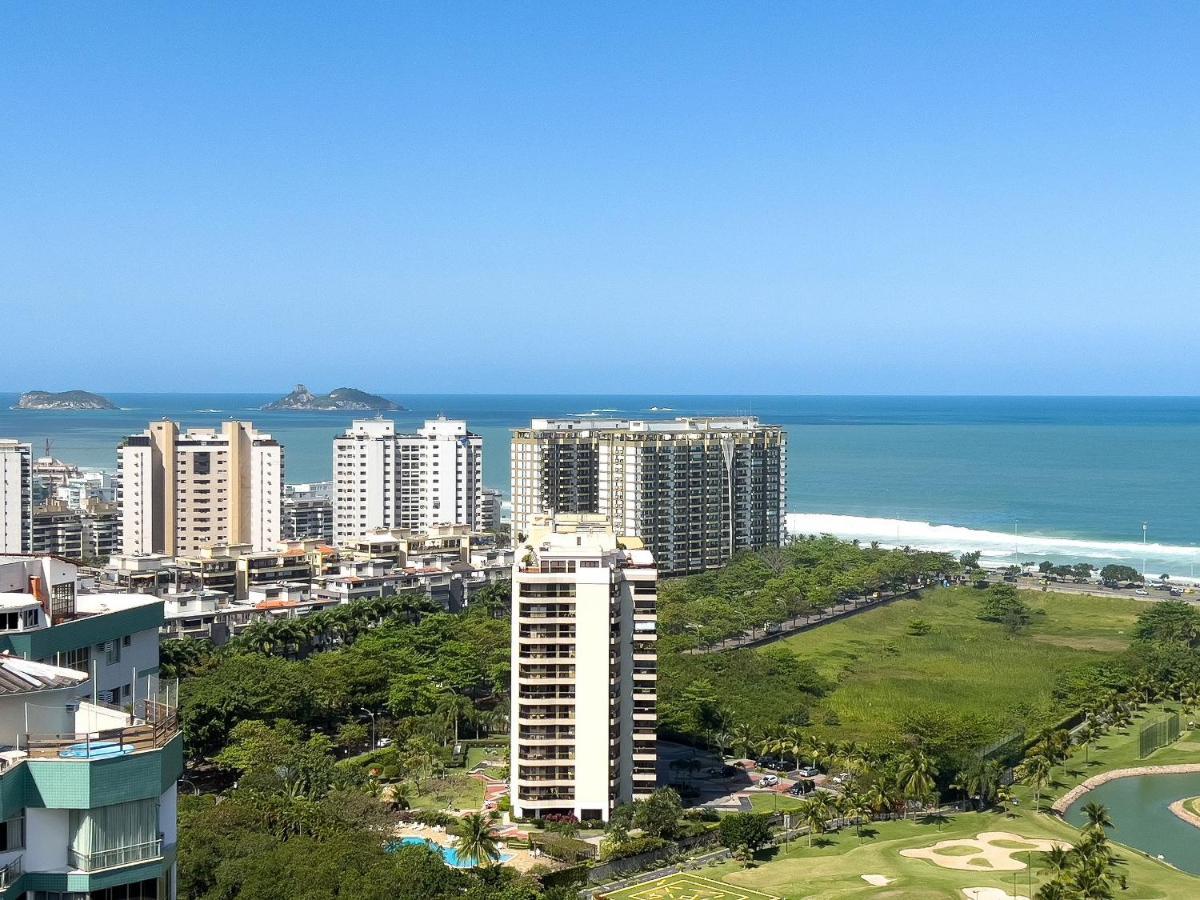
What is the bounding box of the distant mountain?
[13,390,117,410]
[262,384,402,412]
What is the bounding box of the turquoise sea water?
[3,394,1199,575]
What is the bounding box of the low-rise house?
[0,555,164,705]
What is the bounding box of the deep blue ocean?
[3,393,1199,576]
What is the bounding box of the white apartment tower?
[332,417,483,545]
[0,439,33,553]
[509,514,657,822]
[118,421,283,556]
[511,417,787,576]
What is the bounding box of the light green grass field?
[697,809,1197,899]
[407,772,485,811]
[771,587,1141,741]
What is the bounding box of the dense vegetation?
[170,583,543,898]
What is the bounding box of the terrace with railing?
[21,695,178,763]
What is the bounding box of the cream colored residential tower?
[118,421,283,555]
[510,514,657,822]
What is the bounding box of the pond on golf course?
[1063,772,1200,875]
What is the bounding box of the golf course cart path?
[900,831,1069,872]
[961,890,1029,900]
[1051,764,1200,814]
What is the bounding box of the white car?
[760,774,779,787]
[831,772,852,786]
[1135,590,1149,596]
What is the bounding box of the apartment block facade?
[0,656,180,899]
[0,441,33,555]
[511,417,787,575]
[332,418,483,545]
[118,421,283,557]
[509,515,657,823]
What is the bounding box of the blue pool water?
[58,741,134,759]
[390,836,513,868]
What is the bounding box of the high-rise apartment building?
[118,421,282,556]
[509,514,657,822]
[282,481,334,543]
[0,439,33,554]
[332,417,483,545]
[511,417,787,575]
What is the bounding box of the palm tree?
[898,749,937,817]
[841,790,872,840]
[1018,750,1053,810]
[776,725,806,771]
[730,723,760,762]
[1043,844,1073,878]
[799,793,829,846]
[455,812,501,867]
[1080,801,1113,833]
[1034,881,1070,900]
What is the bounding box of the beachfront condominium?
[510,417,787,576]
[332,417,483,545]
[509,514,657,822]
[0,440,33,554]
[118,421,283,556]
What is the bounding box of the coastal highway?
[1010,577,1198,605]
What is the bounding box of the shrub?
[718,812,772,852]
[599,835,668,861]
[531,832,597,864]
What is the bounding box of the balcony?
[0,856,21,890]
[68,836,164,872]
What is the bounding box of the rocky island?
[262,384,402,412]
[13,390,118,410]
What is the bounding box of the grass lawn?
[771,587,1141,742]
[747,793,809,814]
[694,808,1199,899]
[1004,702,1200,809]
[465,745,508,779]
[407,772,485,812]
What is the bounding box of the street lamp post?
[1143,522,1149,581]
[360,707,377,751]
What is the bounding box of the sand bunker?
[860,874,892,886]
[961,890,1029,900]
[900,831,1070,872]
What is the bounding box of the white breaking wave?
[786,512,1200,578]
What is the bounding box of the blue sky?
[1,3,1196,394]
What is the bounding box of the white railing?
[68,836,163,872]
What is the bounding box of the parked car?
[706,764,738,778]
[796,766,821,778]
[760,774,779,787]
[789,779,816,796]
[1135,589,1149,596]
[756,756,786,771]
[830,772,852,786]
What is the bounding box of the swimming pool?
[389,836,513,868]
[58,741,135,760]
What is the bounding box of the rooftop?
[0,655,88,695]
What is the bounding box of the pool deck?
[392,823,555,873]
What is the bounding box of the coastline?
[1051,765,1200,815]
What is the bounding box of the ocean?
[3,393,1199,577]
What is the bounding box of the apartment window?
[51,581,76,620]
[62,646,90,672]
[123,635,132,647]
[0,814,22,852]
[68,798,161,873]
[192,452,211,475]
[0,612,17,631]
[97,640,121,665]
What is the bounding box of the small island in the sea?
[262,384,403,412]
[13,390,118,410]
